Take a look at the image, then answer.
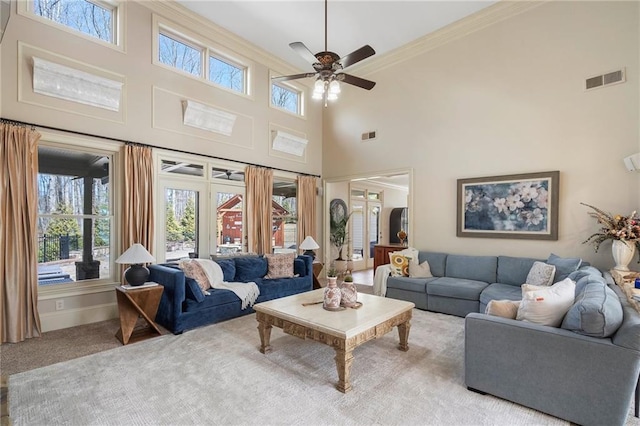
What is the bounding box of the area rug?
[5,309,614,425]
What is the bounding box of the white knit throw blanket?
[193,259,260,309]
[373,264,392,296]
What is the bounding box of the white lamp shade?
[299,236,320,250]
[115,243,156,264]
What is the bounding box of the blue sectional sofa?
[384,251,640,425]
[149,254,313,334]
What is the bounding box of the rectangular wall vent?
[361,130,377,141]
[585,68,625,91]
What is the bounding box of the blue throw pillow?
[216,259,236,282]
[234,256,268,282]
[546,253,582,282]
[184,277,206,303]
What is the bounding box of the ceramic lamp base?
[124,264,149,286]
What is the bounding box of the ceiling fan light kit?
[272,0,376,107]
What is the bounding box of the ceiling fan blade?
[338,73,376,90]
[272,73,317,82]
[289,42,319,65]
[339,45,376,69]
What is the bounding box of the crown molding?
[141,0,307,82]
[352,0,547,77]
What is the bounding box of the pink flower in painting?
[536,187,549,209]
[506,194,524,212]
[493,198,507,214]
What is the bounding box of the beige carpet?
[10,308,625,426]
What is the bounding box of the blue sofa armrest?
[295,255,313,277]
[149,264,186,331]
[465,312,640,426]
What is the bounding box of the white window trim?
[269,71,306,118]
[37,132,122,299]
[17,0,126,53]
[153,14,253,100]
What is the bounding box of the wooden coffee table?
[254,288,414,393]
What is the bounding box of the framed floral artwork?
[456,171,559,240]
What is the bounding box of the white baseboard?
[40,302,118,332]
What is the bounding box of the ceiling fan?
[271,0,376,106]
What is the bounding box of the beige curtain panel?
[1,122,42,343]
[297,175,317,246]
[245,166,273,255]
[122,144,154,280]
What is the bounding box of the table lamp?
[115,243,156,286]
[299,236,320,259]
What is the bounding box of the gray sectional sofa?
[384,251,640,426]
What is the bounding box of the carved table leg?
[397,320,411,352]
[258,321,272,354]
[334,348,354,393]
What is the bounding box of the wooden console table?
[373,244,406,270]
[115,284,164,345]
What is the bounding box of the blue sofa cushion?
[387,276,436,293]
[446,255,497,283]
[567,266,602,282]
[419,252,447,277]
[258,276,311,300]
[215,259,236,282]
[183,288,244,312]
[561,276,623,338]
[185,277,206,302]
[427,277,489,301]
[234,256,268,281]
[547,253,582,282]
[496,256,539,286]
[480,283,523,306]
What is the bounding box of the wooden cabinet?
[373,244,406,270]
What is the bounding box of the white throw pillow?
[409,260,432,278]
[525,261,556,286]
[516,278,576,327]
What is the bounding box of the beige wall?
[324,1,640,270]
[1,1,323,330]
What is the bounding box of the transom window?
[32,0,116,43]
[158,32,203,77]
[155,20,250,96]
[271,83,302,115]
[209,55,246,93]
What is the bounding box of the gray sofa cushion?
[496,256,539,286]
[419,252,447,277]
[446,255,497,283]
[561,275,623,338]
[387,276,435,293]
[479,283,523,306]
[427,277,489,301]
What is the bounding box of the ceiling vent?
[585,68,625,91]
[361,130,377,141]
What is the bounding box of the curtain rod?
[0,117,321,178]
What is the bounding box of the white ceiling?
[176,1,498,72]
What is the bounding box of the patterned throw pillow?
[389,253,412,277]
[525,261,556,286]
[180,260,211,292]
[264,253,295,279]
